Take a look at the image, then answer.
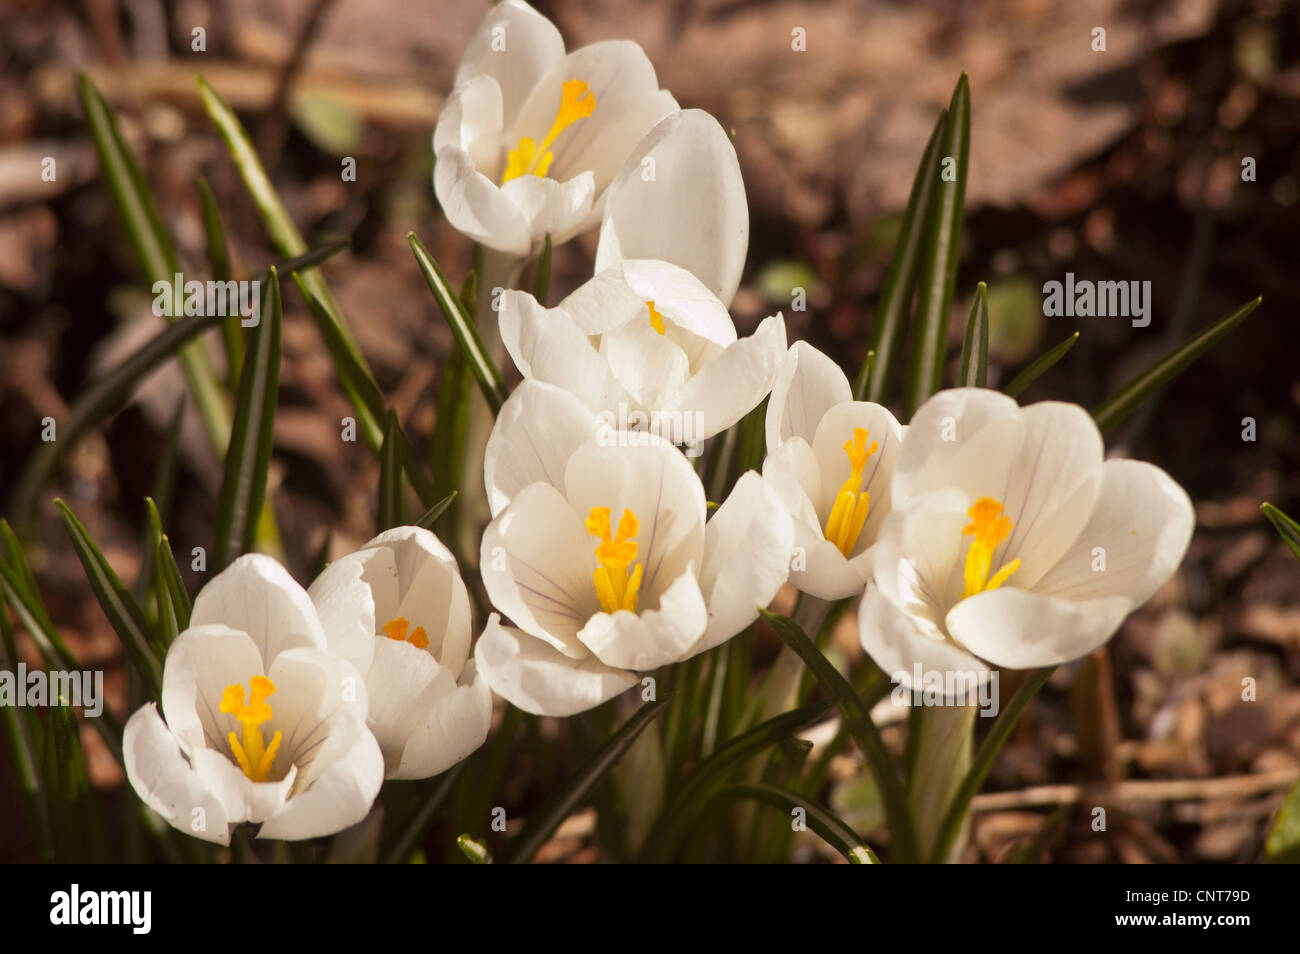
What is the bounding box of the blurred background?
[1,0,1298,862]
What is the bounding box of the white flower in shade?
[762,342,903,600]
[499,260,786,443]
[859,388,1195,686]
[433,0,676,256]
[596,108,748,307]
[308,527,492,780]
[474,380,795,716]
[122,555,383,845]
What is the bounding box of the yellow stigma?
[219,676,283,783]
[381,616,429,649]
[961,497,1021,599]
[502,79,596,183]
[823,427,878,557]
[586,506,644,614]
[646,300,666,335]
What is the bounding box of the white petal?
[373,526,472,677]
[576,566,708,670]
[695,472,795,652]
[191,747,296,825]
[265,648,369,791]
[432,74,505,179]
[556,265,653,336]
[870,488,973,634]
[123,704,231,846]
[484,379,601,515]
[480,481,600,655]
[511,40,665,196]
[762,437,824,535]
[858,584,990,693]
[669,313,787,439]
[563,436,706,601]
[597,109,749,306]
[945,588,1133,670]
[894,388,1021,502]
[190,553,327,666]
[451,0,565,131]
[809,399,902,549]
[362,637,454,774]
[257,721,384,841]
[499,289,630,411]
[500,169,596,247]
[765,341,852,451]
[434,145,532,255]
[476,614,638,717]
[619,259,737,353]
[790,528,873,601]
[599,314,691,411]
[161,623,264,756]
[1032,459,1195,606]
[393,659,494,780]
[308,546,392,674]
[985,402,1104,590]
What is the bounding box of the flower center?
[219,676,283,783]
[381,616,429,649]
[961,497,1021,599]
[823,427,878,557]
[586,506,644,613]
[501,79,596,183]
[646,300,666,335]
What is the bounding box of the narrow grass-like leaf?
[146,496,191,634]
[378,409,404,532]
[1003,332,1079,398]
[645,697,835,861]
[852,350,875,402]
[957,282,988,387]
[134,398,186,603]
[760,608,918,862]
[0,591,55,862]
[409,232,508,414]
[457,833,492,864]
[79,73,230,453]
[55,499,164,697]
[864,110,947,403]
[505,696,673,864]
[416,492,459,530]
[197,175,244,386]
[931,666,1053,863]
[1092,296,1261,433]
[8,312,223,523]
[1261,503,1300,560]
[213,269,281,570]
[710,782,879,863]
[380,763,464,864]
[905,75,970,418]
[0,520,40,601]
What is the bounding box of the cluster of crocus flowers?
[124,534,493,844]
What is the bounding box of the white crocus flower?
[499,260,786,443]
[433,0,676,256]
[122,555,383,845]
[596,108,748,307]
[859,388,1195,685]
[474,380,795,716]
[308,527,492,780]
[762,342,904,600]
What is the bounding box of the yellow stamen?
[219,676,282,783]
[822,427,879,557]
[502,79,596,183]
[381,616,429,649]
[586,506,644,613]
[647,300,665,335]
[960,497,1021,599]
